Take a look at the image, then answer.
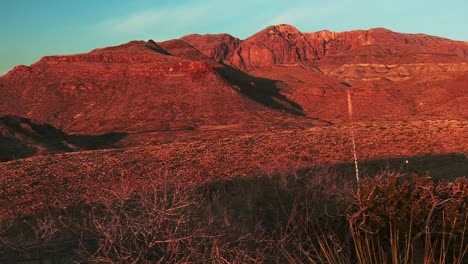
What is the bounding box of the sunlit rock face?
[182,24,467,75]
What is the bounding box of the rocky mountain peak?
[266,24,301,36]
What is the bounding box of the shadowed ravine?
[215,64,305,115]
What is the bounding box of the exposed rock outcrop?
[181,33,241,63]
[181,24,468,75]
[228,24,320,70]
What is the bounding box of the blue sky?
[1,0,467,75]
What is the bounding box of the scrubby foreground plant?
[0,169,466,263]
[296,173,467,264]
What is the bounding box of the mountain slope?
[0,40,305,135]
[0,24,466,143]
[181,25,467,122]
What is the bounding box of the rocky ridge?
[0,24,466,141]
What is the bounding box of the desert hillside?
[0,23,467,198]
[0,24,466,169]
[1,25,466,137]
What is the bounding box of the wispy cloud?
[270,0,351,27]
[96,0,350,41]
[101,3,212,35]
[96,0,277,40]
[110,6,210,33]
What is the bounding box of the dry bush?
[0,169,465,263]
[348,173,467,264]
[66,179,274,263]
[281,172,467,264]
[0,166,351,263]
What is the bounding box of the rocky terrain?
[1,25,465,137]
[0,23,466,184]
[184,24,467,122]
[184,25,467,70]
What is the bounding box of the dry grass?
[0,119,466,262]
[0,119,466,219]
[296,173,468,264]
[0,168,466,263]
[0,166,348,263]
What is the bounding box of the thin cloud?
[97,0,276,38]
[96,0,330,41]
[101,3,214,34]
[270,0,351,27]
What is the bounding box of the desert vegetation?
[0,166,466,263]
[0,119,466,263]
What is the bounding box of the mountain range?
[0,24,466,162]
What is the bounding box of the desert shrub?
[0,169,465,263]
[0,167,350,263]
[348,173,467,264]
[353,173,467,234]
[292,173,467,264]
